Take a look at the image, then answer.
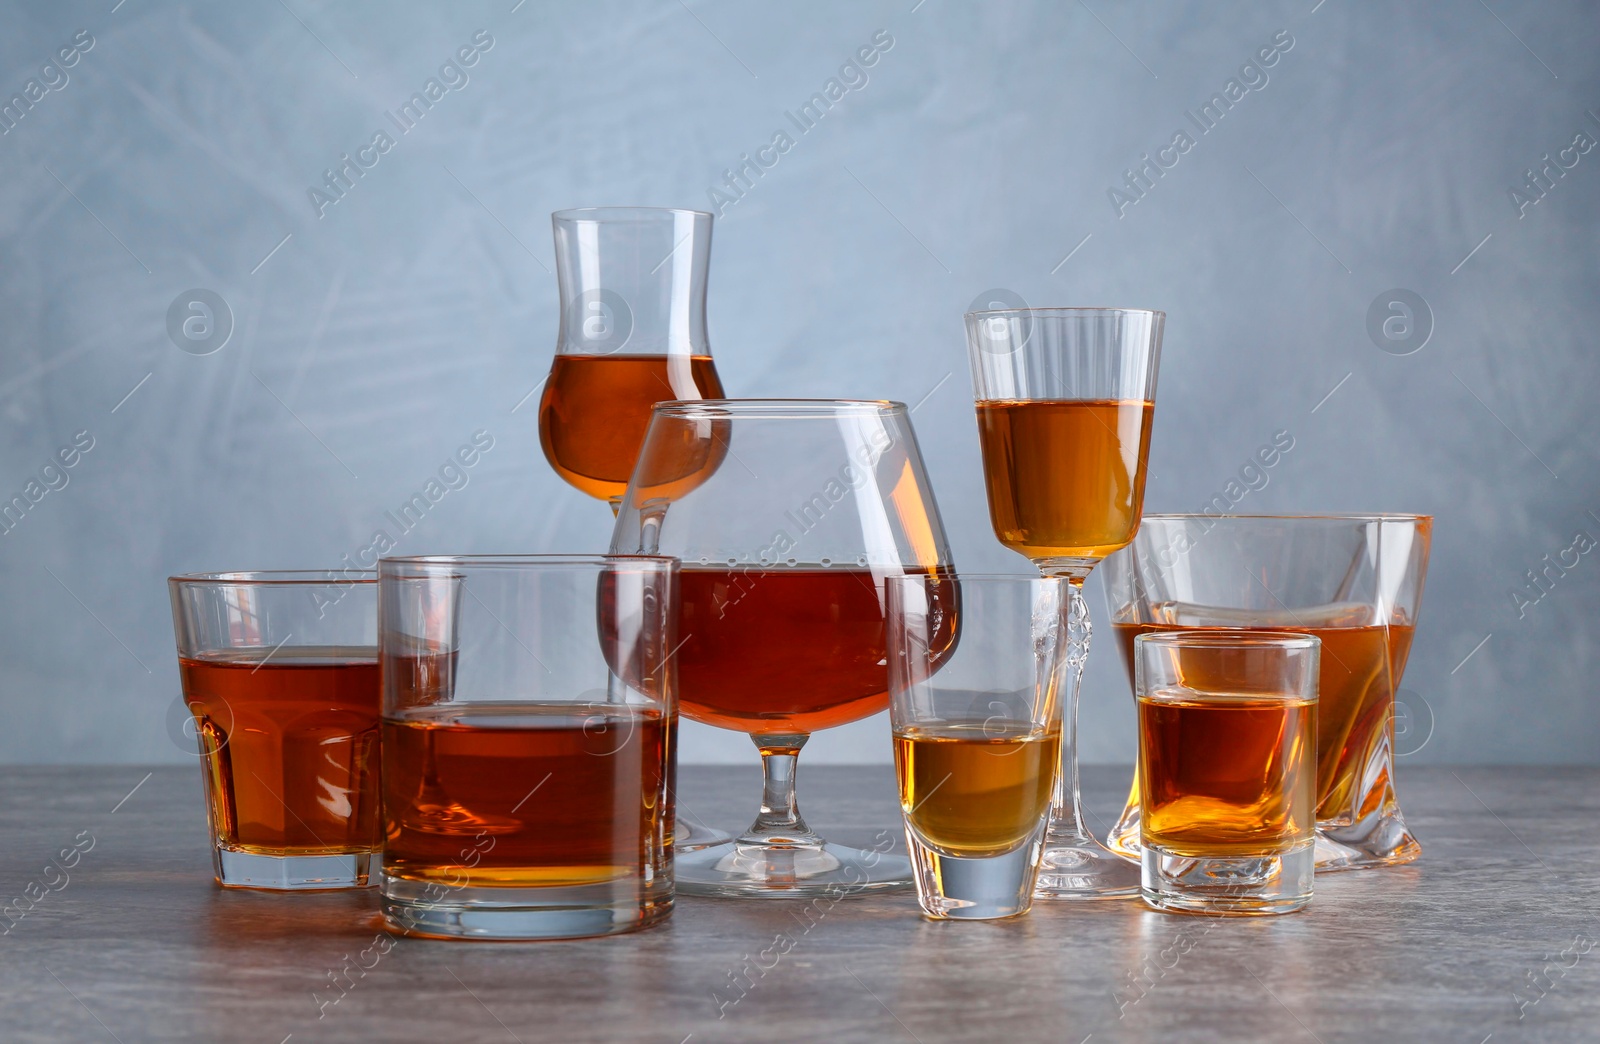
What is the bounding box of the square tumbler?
[1136,630,1319,916]
[168,571,380,890]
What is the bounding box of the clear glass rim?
[551,206,711,223]
[963,306,1165,320]
[168,569,374,586]
[1136,629,1321,651]
[379,553,677,570]
[652,398,906,417]
[1141,512,1431,523]
[885,571,1044,584]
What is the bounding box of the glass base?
[1111,784,1421,872]
[909,831,1040,920]
[675,839,913,898]
[1314,809,1421,871]
[675,820,734,851]
[380,874,671,940]
[214,847,372,890]
[1033,834,1142,899]
[1141,838,1314,916]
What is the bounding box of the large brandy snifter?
[613,399,958,898]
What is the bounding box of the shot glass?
[168,571,380,890]
[887,574,1064,920]
[378,554,678,940]
[1136,631,1319,916]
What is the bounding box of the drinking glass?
[613,399,955,897]
[1102,514,1432,870]
[1136,631,1319,916]
[377,555,677,940]
[887,574,1065,920]
[537,206,729,851]
[963,307,1163,898]
[168,571,379,890]
[538,207,726,511]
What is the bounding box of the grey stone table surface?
[1,764,1596,1044]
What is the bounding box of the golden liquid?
[381,703,670,889]
[676,566,960,736]
[894,721,1059,856]
[1139,692,1315,857]
[1116,621,1413,819]
[974,399,1154,562]
[178,648,379,856]
[538,353,723,501]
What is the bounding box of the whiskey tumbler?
[168,571,380,890]
[378,554,678,940]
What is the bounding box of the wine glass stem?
[740,734,817,844]
[1048,577,1094,846]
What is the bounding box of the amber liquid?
[177,647,380,854]
[676,566,959,735]
[974,399,1154,562]
[894,721,1060,856]
[538,353,724,501]
[1138,691,1316,856]
[1115,622,1414,819]
[381,703,671,887]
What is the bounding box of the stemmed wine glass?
[963,307,1163,898]
[536,206,727,850]
[613,399,958,897]
[537,207,725,513]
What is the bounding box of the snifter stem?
[740,734,816,845]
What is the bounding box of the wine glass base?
[1032,838,1142,900]
[674,820,734,851]
[675,839,913,898]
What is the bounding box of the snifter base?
[215,848,370,891]
[1032,835,1141,900]
[676,820,733,851]
[675,839,912,899]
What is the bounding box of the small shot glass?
[887,574,1064,920]
[168,571,380,890]
[1135,631,1319,916]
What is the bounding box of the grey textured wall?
[0,0,1596,766]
